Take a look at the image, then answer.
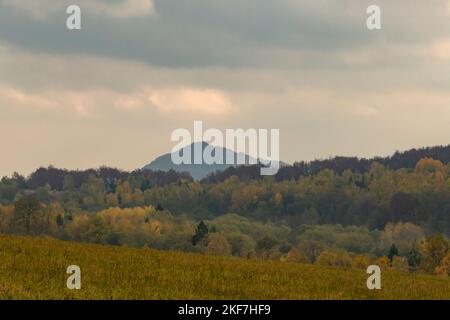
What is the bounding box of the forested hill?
[2,144,450,191]
[1,145,449,264]
[204,144,450,183]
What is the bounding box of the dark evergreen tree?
[407,240,421,271]
[388,244,399,263]
[56,214,64,227]
[192,221,209,245]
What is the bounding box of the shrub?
[316,249,352,268]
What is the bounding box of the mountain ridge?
[143,143,450,181]
[143,142,263,180]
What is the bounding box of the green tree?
[207,233,231,256]
[85,216,108,244]
[297,238,326,263]
[226,232,256,258]
[56,214,64,227]
[407,240,421,271]
[388,244,399,263]
[106,232,121,246]
[192,221,209,245]
[256,236,278,252]
[13,194,43,235]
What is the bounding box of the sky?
[1,0,450,177]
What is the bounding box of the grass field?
[0,234,449,300]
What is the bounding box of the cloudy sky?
[1,0,450,176]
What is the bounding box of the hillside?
[0,235,448,300]
[143,142,257,180]
[206,144,450,182]
[145,143,450,182]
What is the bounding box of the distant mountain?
[143,142,260,180]
[145,142,450,182]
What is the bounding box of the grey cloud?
[1,0,448,69]
[2,0,450,176]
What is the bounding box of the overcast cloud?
[1,0,450,176]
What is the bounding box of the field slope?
[0,235,449,300]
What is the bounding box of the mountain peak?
[143,142,257,180]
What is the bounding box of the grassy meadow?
[0,234,449,300]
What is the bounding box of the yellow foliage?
[96,206,161,242]
[274,192,283,207]
[352,255,370,270]
[207,233,232,256]
[415,157,444,174]
[436,253,450,277]
[0,205,14,233]
[392,256,409,273]
[285,249,309,264]
[316,249,352,268]
[375,256,390,272]
[67,213,90,241]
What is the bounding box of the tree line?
[0,156,449,275]
[205,144,450,182]
[1,158,450,234]
[0,198,448,275]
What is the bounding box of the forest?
[0,154,449,276]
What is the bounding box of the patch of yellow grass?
[0,235,448,300]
